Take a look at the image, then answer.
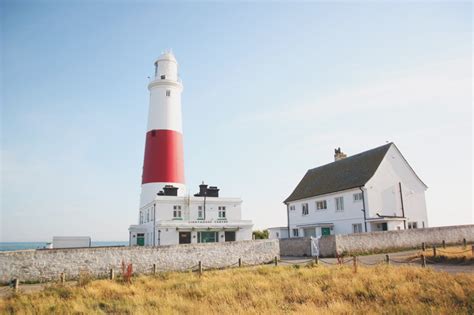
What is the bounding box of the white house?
[283,143,428,238]
[128,52,253,246]
[129,183,253,246]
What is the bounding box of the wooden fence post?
[421,255,426,268]
[198,261,203,275]
[274,256,278,266]
[442,240,446,249]
[471,245,474,256]
[109,268,114,280]
[153,264,157,275]
[421,242,426,251]
[385,254,390,265]
[13,279,19,292]
[352,256,357,273]
[238,258,242,268]
[60,272,65,284]
[463,238,467,249]
[433,246,437,258]
[314,256,319,265]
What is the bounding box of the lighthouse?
[129,52,253,247]
[140,51,186,208]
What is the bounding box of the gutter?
[286,203,290,238]
[153,203,156,246]
[359,187,367,232]
[399,182,407,229]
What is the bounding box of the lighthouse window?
[166,90,171,97]
[161,75,166,80]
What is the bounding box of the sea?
[0,241,128,252]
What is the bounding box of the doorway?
[179,232,191,244]
[321,227,331,236]
[225,231,236,242]
[137,233,145,246]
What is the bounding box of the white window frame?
[316,200,327,210]
[197,206,203,219]
[353,192,363,202]
[335,197,344,211]
[218,206,226,219]
[173,205,182,218]
[352,223,363,233]
[408,222,418,229]
[289,205,295,211]
[302,203,309,215]
[292,228,299,237]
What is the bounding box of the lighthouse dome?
[155,51,177,64]
[153,50,179,82]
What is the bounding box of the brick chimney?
[334,147,347,161]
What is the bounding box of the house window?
[316,200,327,210]
[352,223,363,233]
[353,192,363,202]
[292,228,299,237]
[198,231,218,243]
[302,203,309,215]
[166,90,171,97]
[218,206,226,218]
[139,211,143,224]
[335,197,344,211]
[289,205,295,211]
[161,74,166,80]
[408,222,418,229]
[147,210,150,222]
[336,197,344,211]
[173,205,182,218]
[276,232,279,238]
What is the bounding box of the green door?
[137,234,145,246]
[321,227,331,236]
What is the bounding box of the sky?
[1,1,472,242]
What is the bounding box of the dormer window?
[161,75,166,80]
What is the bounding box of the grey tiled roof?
[284,143,392,203]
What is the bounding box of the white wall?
[365,144,428,228]
[288,188,366,236]
[268,228,289,239]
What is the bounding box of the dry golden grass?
[422,245,474,264]
[1,264,473,314]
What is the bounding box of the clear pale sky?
[1,1,472,242]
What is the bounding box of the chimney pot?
[334,147,347,161]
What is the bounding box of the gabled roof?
[284,143,392,203]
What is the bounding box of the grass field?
[421,245,474,264]
[1,264,473,314]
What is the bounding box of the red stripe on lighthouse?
[142,129,184,184]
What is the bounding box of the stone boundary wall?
[279,236,336,257]
[279,225,474,257]
[0,239,279,284]
[335,224,474,255]
[279,238,311,256]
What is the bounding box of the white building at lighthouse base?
[129,184,253,246]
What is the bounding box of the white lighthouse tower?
[129,51,253,247]
[140,51,186,208]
